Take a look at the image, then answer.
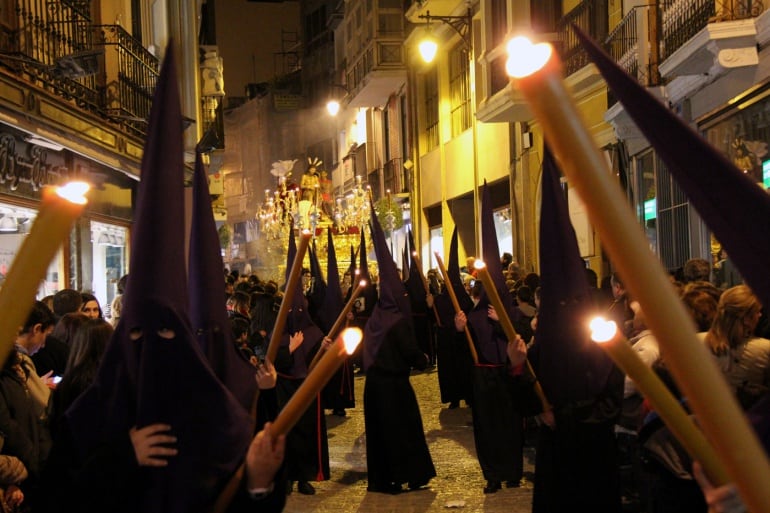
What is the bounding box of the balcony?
[0,1,159,177]
[344,0,407,108]
[659,0,765,101]
[478,0,607,123]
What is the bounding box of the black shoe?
[297,481,316,495]
[367,483,402,495]
[483,480,501,494]
[448,401,460,409]
[505,479,521,488]
[332,408,347,417]
[286,481,293,495]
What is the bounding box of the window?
[654,155,690,271]
[423,68,439,151]
[449,44,471,137]
[490,0,507,46]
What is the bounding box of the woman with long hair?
[48,319,113,437]
[703,284,770,410]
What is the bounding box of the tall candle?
[591,318,728,485]
[506,36,770,510]
[307,279,366,372]
[434,252,478,364]
[265,230,312,364]
[272,328,362,436]
[474,260,550,411]
[0,182,89,366]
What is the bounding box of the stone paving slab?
[285,368,535,512]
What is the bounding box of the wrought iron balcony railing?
[0,0,158,140]
[556,0,609,76]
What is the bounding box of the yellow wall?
[445,131,475,198]
[420,147,442,207]
[476,121,510,184]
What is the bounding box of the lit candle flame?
[56,181,90,205]
[505,36,553,78]
[473,259,486,271]
[590,317,617,343]
[341,327,363,354]
[358,279,367,287]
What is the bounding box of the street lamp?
[325,83,350,117]
[417,9,472,64]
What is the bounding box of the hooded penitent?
[434,227,473,324]
[575,26,770,310]
[466,181,519,364]
[281,226,324,378]
[65,42,253,513]
[307,239,329,331]
[189,151,257,413]
[357,229,378,318]
[532,146,614,408]
[363,203,412,371]
[318,228,344,333]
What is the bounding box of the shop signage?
[0,133,72,193]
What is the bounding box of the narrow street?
[285,367,535,512]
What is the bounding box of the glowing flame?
[341,327,363,354]
[505,36,553,79]
[301,229,312,237]
[590,317,617,343]
[358,279,367,288]
[56,181,90,205]
[473,259,486,270]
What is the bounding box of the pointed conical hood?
[435,227,473,324]
[363,203,411,370]
[575,26,770,309]
[357,228,377,317]
[189,152,257,412]
[533,146,614,406]
[307,239,329,330]
[66,42,252,512]
[281,226,323,378]
[316,228,344,332]
[405,228,427,312]
[467,181,519,364]
[284,224,297,286]
[402,241,410,282]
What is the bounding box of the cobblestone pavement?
[285,367,535,513]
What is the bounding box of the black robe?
[363,317,435,489]
[433,293,473,405]
[275,342,330,483]
[466,309,523,484]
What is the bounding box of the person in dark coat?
[434,227,474,409]
[363,205,435,494]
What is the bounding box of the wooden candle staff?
[474,260,550,412]
[433,252,478,364]
[591,318,728,485]
[271,328,363,436]
[0,182,89,367]
[265,230,312,364]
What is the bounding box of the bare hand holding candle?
[271,327,362,436]
[590,317,728,485]
[506,36,770,511]
[265,230,312,364]
[308,279,366,372]
[434,252,478,364]
[474,260,550,412]
[0,181,89,367]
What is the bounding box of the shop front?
[0,126,134,315]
